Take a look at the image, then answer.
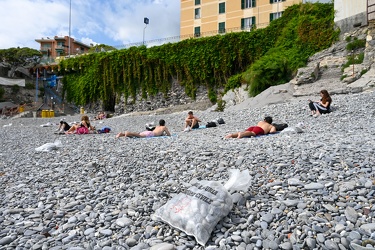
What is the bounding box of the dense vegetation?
[58,2,338,110]
[0,47,41,67]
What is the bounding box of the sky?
[0,0,181,50]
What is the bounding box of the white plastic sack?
[40,122,55,127]
[35,140,63,152]
[153,169,251,246]
[280,123,304,134]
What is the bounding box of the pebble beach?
[1,90,375,250]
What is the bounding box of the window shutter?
[252,16,256,27]
[241,0,245,9]
[270,13,273,22]
[252,0,256,7]
[270,0,273,4]
[241,18,244,29]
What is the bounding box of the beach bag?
[206,122,217,128]
[146,123,156,131]
[217,117,225,124]
[98,126,111,133]
[272,123,288,131]
[154,169,251,246]
[76,126,89,134]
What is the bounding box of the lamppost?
[143,17,149,45]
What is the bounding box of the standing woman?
[308,89,332,117]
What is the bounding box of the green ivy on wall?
[59,2,338,109]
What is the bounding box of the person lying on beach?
[65,115,96,134]
[94,111,106,120]
[225,116,277,139]
[116,119,171,138]
[184,111,201,131]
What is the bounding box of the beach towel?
[123,134,178,139]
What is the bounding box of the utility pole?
[68,0,71,57]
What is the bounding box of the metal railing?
[37,23,271,62]
[115,23,269,49]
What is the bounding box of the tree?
[87,44,117,53]
[0,47,42,78]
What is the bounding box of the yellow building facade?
[181,0,302,39]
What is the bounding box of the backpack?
[217,117,225,124]
[76,126,89,134]
[272,123,288,131]
[145,123,156,131]
[206,121,217,128]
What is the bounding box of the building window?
[42,44,52,49]
[241,17,256,30]
[218,22,226,34]
[270,11,283,22]
[195,8,201,19]
[195,0,200,5]
[270,0,286,3]
[219,2,225,14]
[241,0,256,9]
[194,26,201,37]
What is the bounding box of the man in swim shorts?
[225,116,276,139]
[184,111,201,131]
[139,130,155,137]
[116,119,171,138]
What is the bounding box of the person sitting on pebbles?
[65,115,96,134]
[116,119,171,138]
[308,89,332,117]
[225,116,277,139]
[55,120,71,134]
[184,111,201,131]
[95,111,106,120]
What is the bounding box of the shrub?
[215,99,226,112]
[342,52,364,70]
[224,74,243,93]
[208,89,217,104]
[346,39,366,51]
[244,48,306,96]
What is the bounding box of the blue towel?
[193,125,207,129]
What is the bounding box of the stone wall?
[113,78,210,115]
[335,12,368,36]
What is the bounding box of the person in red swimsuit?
[225,116,277,139]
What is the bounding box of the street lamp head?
[144,17,149,25]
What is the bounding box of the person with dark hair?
[308,89,332,117]
[225,116,277,139]
[184,111,201,131]
[116,119,171,138]
[55,120,71,134]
